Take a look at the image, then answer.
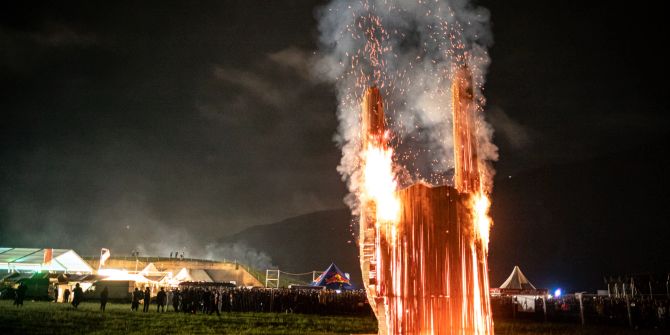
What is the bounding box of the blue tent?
[310,263,354,290]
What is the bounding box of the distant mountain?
[218,209,362,286]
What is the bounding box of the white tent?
[500,265,536,290]
[173,268,212,282]
[0,247,93,273]
[174,268,191,281]
[140,263,160,275]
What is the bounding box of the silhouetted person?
[72,283,83,308]
[209,290,220,316]
[53,284,59,302]
[63,288,71,303]
[100,286,109,311]
[14,282,27,307]
[172,289,180,312]
[143,287,151,312]
[157,287,167,312]
[131,288,141,311]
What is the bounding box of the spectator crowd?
[491,295,668,329]
[126,285,371,316]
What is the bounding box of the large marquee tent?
[0,247,93,273]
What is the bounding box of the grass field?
[0,300,665,334]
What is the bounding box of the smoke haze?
[315,0,498,213]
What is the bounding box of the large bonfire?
[317,0,497,334]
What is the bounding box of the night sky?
[1,1,668,291]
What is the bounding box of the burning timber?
[359,68,493,334]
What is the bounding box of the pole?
[577,293,585,326]
[607,283,611,298]
[625,289,633,329]
[542,296,547,322]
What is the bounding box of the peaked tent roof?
[140,263,160,275]
[189,269,213,282]
[174,268,191,281]
[500,266,536,290]
[0,248,93,273]
[311,263,353,290]
[173,268,213,282]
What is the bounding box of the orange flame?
[362,143,400,224]
[471,193,492,249]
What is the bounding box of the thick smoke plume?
[315,0,498,213]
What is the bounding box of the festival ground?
[1,301,665,335]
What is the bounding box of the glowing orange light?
[362,144,400,223]
[358,75,494,334]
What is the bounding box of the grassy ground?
[493,321,663,335]
[0,301,377,334]
[1,300,665,334]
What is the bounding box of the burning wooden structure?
[359,68,493,334]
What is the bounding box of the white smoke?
[204,242,275,271]
[314,0,498,212]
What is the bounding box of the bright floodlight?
[554,288,562,298]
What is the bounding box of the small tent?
[311,263,353,290]
[494,266,547,312]
[173,268,213,283]
[500,265,536,290]
[140,263,160,275]
[139,263,168,282]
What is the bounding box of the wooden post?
[359,87,388,335]
[625,289,633,329]
[576,292,585,326]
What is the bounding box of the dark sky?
[1,1,668,290]
[1,1,346,254]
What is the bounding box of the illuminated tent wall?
[0,247,93,273]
